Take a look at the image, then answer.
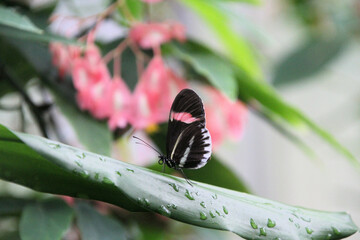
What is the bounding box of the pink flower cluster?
[49,42,188,130]
[129,22,185,51]
[50,21,247,148]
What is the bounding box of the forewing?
[170,122,212,169]
[166,89,206,157]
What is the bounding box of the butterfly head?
[158,155,176,169]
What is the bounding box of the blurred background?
[0,0,360,239]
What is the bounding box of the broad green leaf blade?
[4,37,111,156]
[0,125,358,239]
[169,42,237,99]
[273,36,347,86]
[0,125,138,211]
[0,5,42,34]
[0,197,35,216]
[181,0,261,80]
[148,156,250,193]
[75,202,127,240]
[19,199,74,240]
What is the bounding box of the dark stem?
[1,66,49,137]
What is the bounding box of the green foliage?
[75,202,127,240]
[170,42,237,100]
[181,0,261,80]
[0,125,358,239]
[169,40,359,168]
[0,5,42,34]
[19,199,73,240]
[273,36,347,86]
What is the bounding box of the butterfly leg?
[162,162,166,173]
[178,168,193,187]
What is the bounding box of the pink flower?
[108,77,132,130]
[199,86,248,149]
[129,22,186,50]
[130,56,188,129]
[49,43,80,78]
[71,44,112,113]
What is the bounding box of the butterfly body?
[134,89,211,185]
[164,89,212,171]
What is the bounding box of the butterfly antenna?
[132,136,162,155]
[179,168,193,187]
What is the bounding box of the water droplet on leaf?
[267,218,276,228]
[250,218,258,229]
[185,189,195,200]
[200,211,207,220]
[223,206,228,215]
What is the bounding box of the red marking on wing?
[171,112,199,124]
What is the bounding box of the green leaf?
[75,202,127,240]
[148,155,250,193]
[125,0,144,20]
[53,92,112,156]
[0,25,80,45]
[0,231,21,240]
[273,36,347,86]
[212,0,260,4]
[0,38,37,98]
[0,124,358,239]
[170,42,237,99]
[0,197,35,216]
[0,5,42,34]
[0,5,79,45]
[180,0,261,80]
[19,198,74,240]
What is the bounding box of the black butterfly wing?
[166,89,212,169]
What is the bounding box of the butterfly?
[134,88,212,185]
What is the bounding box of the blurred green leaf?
[273,36,347,86]
[0,5,79,45]
[0,5,42,34]
[5,37,112,156]
[0,231,21,240]
[0,38,37,98]
[125,0,144,20]
[19,198,74,240]
[53,92,112,156]
[0,197,35,216]
[75,202,127,240]
[0,25,80,45]
[212,0,260,3]
[170,42,237,100]
[0,124,358,239]
[236,72,360,168]
[181,0,261,80]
